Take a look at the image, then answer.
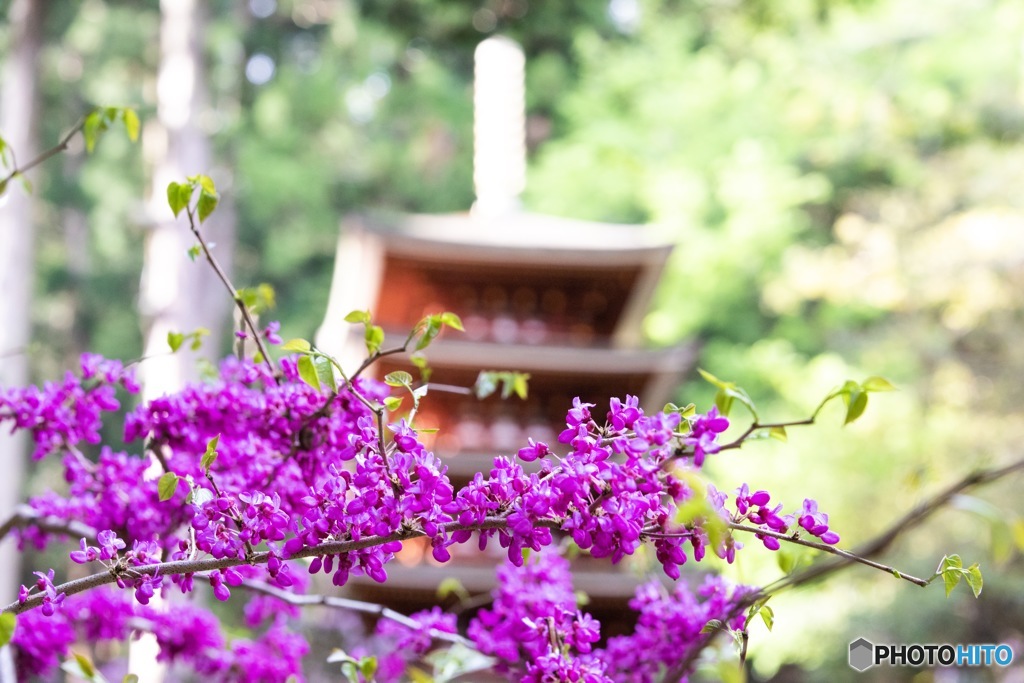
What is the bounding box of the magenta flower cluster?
[1,352,842,680]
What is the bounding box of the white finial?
[472,36,526,218]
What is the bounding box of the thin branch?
[222,576,473,648]
[663,454,1024,680]
[183,206,277,379]
[3,516,561,615]
[725,523,929,586]
[0,505,97,545]
[1,119,84,186]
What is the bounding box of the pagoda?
[316,36,696,627]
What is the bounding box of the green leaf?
[75,653,97,678]
[190,327,209,351]
[122,108,140,142]
[344,309,370,324]
[768,426,787,442]
[195,174,216,195]
[700,619,724,634]
[440,311,465,331]
[201,435,220,475]
[714,388,734,416]
[0,179,7,197]
[167,331,185,353]
[123,675,140,683]
[297,355,321,391]
[385,371,414,388]
[167,182,187,217]
[82,111,103,153]
[698,368,731,390]
[437,576,468,600]
[157,472,179,501]
[0,612,15,647]
[384,396,403,412]
[416,316,442,351]
[758,604,774,632]
[943,568,961,597]
[965,564,983,598]
[360,657,378,679]
[187,244,201,261]
[196,189,218,223]
[511,373,529,400]
[365,324,384,355]
[862,376,896,392]
[314,356,335,390]
[777,549,796,574]
[475,371,499,399]
[281,338,312,353]
[844,390,868,425]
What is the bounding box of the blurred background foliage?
[3,0,1024,679]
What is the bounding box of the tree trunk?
[0,0,46,605]
[139,0,233,402]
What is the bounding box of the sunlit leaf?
[0,613,15,647]
[157,472,179,501]
[297,355,320,391]
[281,338,311,353]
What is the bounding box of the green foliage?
[82,106,139,154]
[157,472,179,502]
[474,370,530,400]
[0,612,15,647]
[201,435,220,475]
[935,554,983,598]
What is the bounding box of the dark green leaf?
[157,472,179,501]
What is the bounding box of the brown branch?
[0,505,97,544]
[662,454,1024,681]
[221,576,473,648]
[1,119,84,186]
[3,516,561,615]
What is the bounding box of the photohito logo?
[849,638,1014,671]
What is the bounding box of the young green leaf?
[700,619,724,634]
[187,244,201,261]
[314,356,336,390]
[167,331,185,353]
[0,613,15,647]
[758,604,775,631]
[201,435,220,475]
[844,390,868,425]
[965,564,983,598]
[862,376,896,392]
[365,324,384,355]
[281,338,312,353]
[698,368,731,390]
[769,426,787,442]
[440,311,465,331]
[344,309,370,324]
[196,189,218,223]
[167,182,187,217]
[82,110,103,153]
[416,316,442,351]
[297,355,321,391]
[384,396,403,412]
[385,371,414,388]
[122,108,140,142]
[157,472,179,501]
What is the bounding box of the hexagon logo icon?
[849,638,874,672]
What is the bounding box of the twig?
[1,119,85,187]
[183,205,277,379]
[3,516,562,615]
[0,505,97,544]
[217,576,473,648]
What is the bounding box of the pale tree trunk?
[0,0,45,605]
[139,0,233,403]
[134,1,234,679]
